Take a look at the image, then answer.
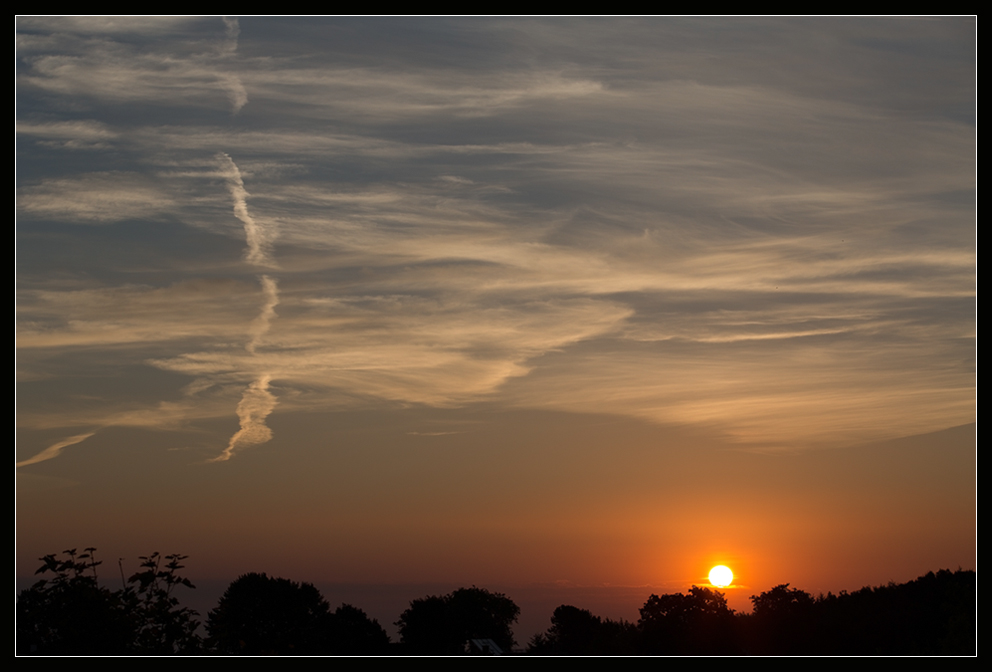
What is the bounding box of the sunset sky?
[16,17,974,637]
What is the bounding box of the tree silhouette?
[396,586,519,654]
[327,603,391,655]
[747,583,815,654]
[638,586,738,654]
[206,572,333,655]
[528,604,637,655]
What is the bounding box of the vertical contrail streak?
[247,275,279,354]
[211,152,280,462]
[217,152,274,267]
[209,375,276,463]
[219,17,247,113]
[222,16,240,51]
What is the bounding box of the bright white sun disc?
[709,565,733,588]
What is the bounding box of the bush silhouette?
[17,548,200,655]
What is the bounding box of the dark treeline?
[531,571,975,655]
[16,549,974,655]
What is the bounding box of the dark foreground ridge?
[16,549,975,655]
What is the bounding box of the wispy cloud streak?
[17,433,94,467]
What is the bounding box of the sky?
[16,17,975,637]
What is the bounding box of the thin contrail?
[219,17,247,112]
[247,275,279,354]
[17,432,95,467]
[217,152,275,267]
[209,375,276,463]
[222,16,240,51]
[212,152,280,462]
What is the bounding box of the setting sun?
[709,565,733,588]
